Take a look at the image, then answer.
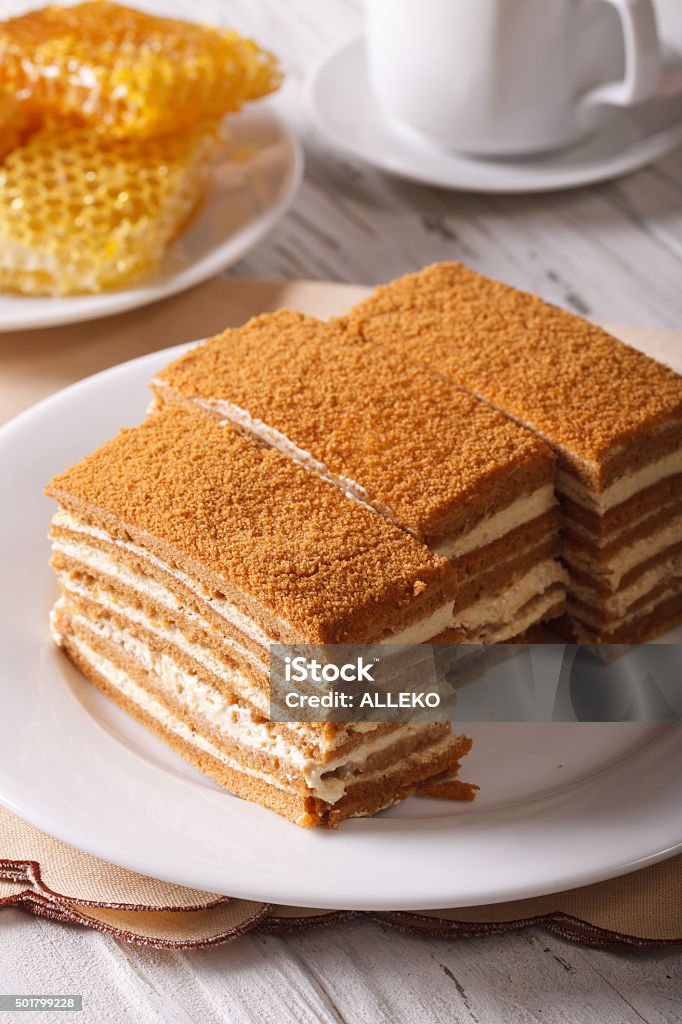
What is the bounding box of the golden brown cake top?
[152,310,553,544]
[46,407,454,643]
[346,262,682,472]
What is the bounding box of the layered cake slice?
[347,262,682,643]
[151,311,566,642]
[46,406,472,827]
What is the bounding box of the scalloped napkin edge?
[2,806,681,949]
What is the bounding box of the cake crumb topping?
[154,308,554,542]
[46,407,454,642]
[346,262,682,467]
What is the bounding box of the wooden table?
[1,1,681,1021]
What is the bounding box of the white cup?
[365,0,662,155]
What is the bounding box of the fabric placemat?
[2,276,681,950]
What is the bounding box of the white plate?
[306,37,682,193]
[1,347,681,910]
[0,100,303,333]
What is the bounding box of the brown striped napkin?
[2,805,680,949]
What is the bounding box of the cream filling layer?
[58,570,270,713]
[568,554,682,618]
[452,560,567,633]
[52,534,267,669]
[562,516,682,588]
[478,589,565,643]
[432,485,556,559]
[56,602,430,803]
[567,582,681,632]
[564,499,682,549]
[557,449,682,512]
[53,509,275,649]
[59,629,294,794]
[386,555,567,642]
[58,574,379,753]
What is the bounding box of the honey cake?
[46,406,472,827]
[346,262,682,643]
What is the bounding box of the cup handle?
[582,0,660,107]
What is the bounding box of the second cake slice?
[346,262,682,643]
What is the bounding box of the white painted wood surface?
[1,0,682,1020]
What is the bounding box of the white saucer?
[306,37,682,193]
[0,99,303,333]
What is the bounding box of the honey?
[0,119,221,295]
[0,2,281,139]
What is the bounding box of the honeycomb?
[0,1,282,139]
[0,119,222,296]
